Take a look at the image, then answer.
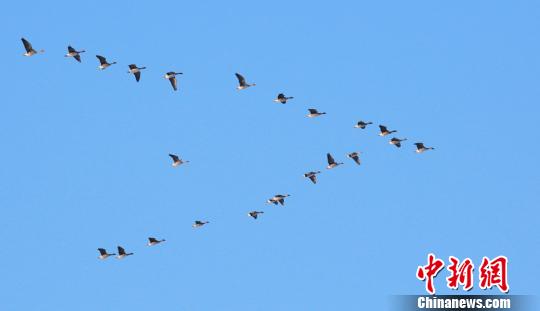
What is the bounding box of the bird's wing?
[169,77,177,91]
[309,175,317,184]
[327,153,335,164]
[117,246,125,255]
[128,64,136,69]
[68,46,76,53]
[235,73,246,86]
[415,143,424,149]
[134,71,141,82]
[96,55,107,64]
[278,199,284,205]
[148,237,157,243]
[308,109,317,114]
[98,248,107,255]
[379,125,387,132]
[277,93,285,99]
[353,156,360,165]
[21,38,33,51]
[169,154,179,161]
[74,54,81,62]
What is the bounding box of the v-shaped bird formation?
[18,37,435,260]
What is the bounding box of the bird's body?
[414,142,435,153]
[96,55,116,70]
[128,64,146,82]
[235,73,255,90]
[273,93,294,104]
[169,154,189,167]
[303,171,321,184]
[389,137,407,148]
[193,220,209,228]
[326,153,343,169]
[21,38,44,56]
[116,246,134,259]
[248,211,264,219]
[354,121,373,129]
[307,109,326,118]
[347,152,361,165]
[97,248,116,260]
[267,194,290,206]
[147,237,166,246]
[164,72,183,91]
[65,46,85,62]
[379,125,397,136]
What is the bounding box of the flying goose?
[65,46,85,62]
[147,237,166,246]
[326,153,343,169]
[307,109,326,118]
[354,121,373,129]
[97,248,116,260]
[169,154,189,167]
[303,171,321,184]
[21,38,44,56]
[128,64,146,82]
[248,211,264,219]
[274,93,294,104]
[193,220,209,228]
[347,152,361,165]
[164,72,183,91]
[414,142,435,153]
[96,55,116,70]
[389,137,407,148]
[378,125,397,136]
[267,194,290,206]
[235,73,255,90]
[116,246,134,259]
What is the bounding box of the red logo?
[417,254,509,294]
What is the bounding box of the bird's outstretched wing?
[96,55,107,65]
[21,38,33,52]
[235,73,246,86]
[169,77,177,91]
[327,153,335,164]
[134,71,141,82]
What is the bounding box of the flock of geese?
[20,37,435,260]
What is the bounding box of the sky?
[0,0,539,310]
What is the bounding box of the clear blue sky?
[1,1,538,310]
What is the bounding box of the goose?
[235,73,255,90]
[379,125,397,136]
[354,121,373,129]
[193,220,209,228]
[116,246,134,259]
[97,248,116,260]
[303,171,321,184]
[147,237,166,246]
[169,153,189,167]
[347,152,361,165]
[389,137,407,148]
[248,211,264,219]
[326,153,343,169]
[128,64,146,82]
[21,38,44,56]
[273,93,294,104]
[267,194,290,206]
[164,72,183,91]
[65,46,85,62]
[307,109,326,118]
[96,55,116,70]
[414,142,435,153]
